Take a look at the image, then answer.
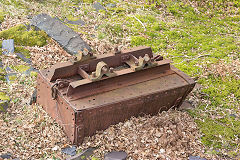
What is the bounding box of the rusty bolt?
[102,66,108,73]
[109,67,114,73]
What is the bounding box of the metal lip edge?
[170,65,196,85]
[71,83,189,111]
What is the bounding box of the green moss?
[8,75,17,81]
[0,24,48,47]
[15,46,31,58]
[13,65,30,73]
[0,10,6,23]
[0,92,10,101]
[0,68,6,75]
[30,71,38,77]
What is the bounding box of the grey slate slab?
[93,2,106,12]
[2,39,14,54]
[66,19,85,26]
[104,151,127,160]
[30,13,91,55]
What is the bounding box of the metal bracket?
[51,79,71,99]
[75,48,95,62]
[89,61,117,81]
[125,54,157,71]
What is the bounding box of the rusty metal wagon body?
[36,46,195,144]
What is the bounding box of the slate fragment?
[189,156,207,160]
[15,53,32,64]
[62,146,77,156]
[2,39,14,54]
[104,151,127,160]
[30,13,91,55]
[93,2,106,12]
[66,147,96,160]
[0,153,12,159]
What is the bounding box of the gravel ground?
[0,2,222,159]
[0,28,217,160]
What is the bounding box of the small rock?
[15,53,32,64]
[179,100,194,111]
[93,2,106,12]
[66,19,85,26]
[29,89,37,105]
[189,156,206,160]
[0,153,12,159]
[61,146,77,156]
[52,145,60,151]
[106,3,116,8]
[104,151,127,160]
[159,148,165,153]
[2,39,14,54]
[66,147,96,160]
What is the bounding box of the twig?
[132,15,146,31]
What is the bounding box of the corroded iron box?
[36,46,195,145]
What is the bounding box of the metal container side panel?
[37,73,76,142]
[74,85,189,144]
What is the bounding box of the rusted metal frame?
[65,60,172,100]
[73,85,188,144]
[72,59,170,87]
[45,46,153,82]
[170,65,196,108]
[37,74,76,142]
